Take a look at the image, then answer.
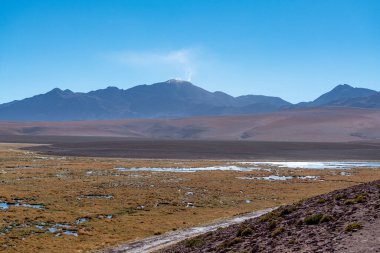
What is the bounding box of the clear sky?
[1,0,379,103]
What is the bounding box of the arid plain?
[0,143,380,252]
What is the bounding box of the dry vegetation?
[0,143,379,252]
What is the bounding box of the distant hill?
[296,84,377,108]
[0,79,291,121]
[0,80,378,121]
[329,91,380,108]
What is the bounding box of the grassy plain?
[0,143,379,252]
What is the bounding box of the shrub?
[271,227,285,237]
[355,194,366,203]
[304,214,323,225]
[344,194,366,205]
[320,215,333,223]
[304,213,332,225]
[335,194,346,200]
[184,237,204,248]
[260,211,280,222]
[317,198,326,204]
[280,207,295,216]
[218,238,243,249]
[345,223,362,232]
[344,199,356,205]
[269,220,277,230]
[236,226,253,237]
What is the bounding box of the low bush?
[355,194,366,203]
[271,227,285,237]
[260,211,280,222]
[184,237,204,248]
[218,237,243,249]
[304,213,332,225]
[236,226,253,237]
[344,199,356,205]
[344,223,362,232]
[335,194,346,200]
[280,207,296,216]
[269,220,277,230]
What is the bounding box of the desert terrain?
[0,143,379,252]
[1,108,380,142]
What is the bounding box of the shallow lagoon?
[115,166,265,173]
[238,162,380,169]
[115,162,380,173]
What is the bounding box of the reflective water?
[0,201,44,210]
[46,224,78,237]
[115,166,264,173]
[115,162,380,173]
[75,218,89,224]
[237,175,319,181]
[247,162,380,169]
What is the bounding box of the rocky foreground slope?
[162,180,380,253]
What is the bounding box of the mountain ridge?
[0,80,378,121]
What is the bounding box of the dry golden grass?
[0,143,379,252]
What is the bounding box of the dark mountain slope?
[0,88,114,121]
[0,80,291,121]
[297,84,377,107]
[330,91,380,108]
[0,81,378,121]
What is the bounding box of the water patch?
[245,162,380,169]
[0,200,44,210]
[237,175,319,181]
[48,227,58,233]
[97,214,113,219]
[45,223,78,237]
[75,218,89,224]
[115,166,264,173]
[63,230,78,237]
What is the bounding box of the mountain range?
[0,80,379,121]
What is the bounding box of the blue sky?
[0,0,379,103]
